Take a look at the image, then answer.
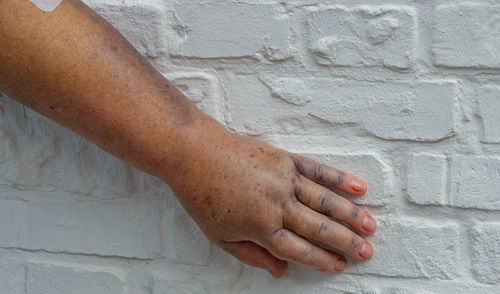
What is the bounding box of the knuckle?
[293,178,303,195]
[317,190,331,214]
[295,244,313,263]
[314,164,324,182]
[351,206,361,220]
[313,221,327,238]
[349,235,363,251]
[269,227,287,250]
[318,259,336,273]
[288,191,300,206]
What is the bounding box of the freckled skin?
[0,0,376,278]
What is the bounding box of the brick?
[161,202,212,266]
[27,262,125,294]
[471,223,500,284]
[408,155,500,210]
[172,2,290,60]
[153,275,212,294]
[0,98,163,199]
[450,156,500,210]
[309,284,376,294]
[165,71,223,122]
[0,198,161,258]
[0,260,25,294]
[476,86,500,143]
[306,6,416,69]
[303,153,393,206]
[227,75,457,141]
[345,218,459,278]
[386,285,498,294]
[385,289,435,294]
[433,4,500,68]
[94,4,167,57]
[385,290,412,294]
[407,153,448,205]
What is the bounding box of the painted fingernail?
[351,179,366,193]
[335,259,346,272]
[359,242,373,259]
[362,215,377,233]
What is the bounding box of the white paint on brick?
[0,198,162,258]
[407,153,448,205]
[345,218,459,279]
[227,75,457,141]
[0,259,25,294]
[303,153,393,206]
[433,4,500,68]
[306,6,416,69]
[26,261,126,294]
[471,223,500,284]
[172,2,290,60]
[165,71,224,123]
[153,275,213,294]
[0,97,166,199]
[450,156,500,211]
[303,284,377,294]
[95,3,167,57]
[476,86,500,143]
[160,201,213,266]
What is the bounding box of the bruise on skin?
[294,184,312,207]
[351,206,360,219]
[292,155,347,188]
[350,235,361,251]
[291,156,312,176]
[317,190,332,215]
[318,190,328,209]
[316,221,327,236]
[314,164,324,182]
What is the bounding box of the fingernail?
[335,259,346,272]
[362,215,377,233]
[359,242,373,259]
[351,179,366,193]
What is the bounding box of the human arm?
[0,0,376,278]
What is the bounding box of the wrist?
[156,112,232,184]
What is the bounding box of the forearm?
[0,0,222,182]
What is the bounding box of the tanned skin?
[0,0,376,278]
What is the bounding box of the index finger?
[291,154,367,196]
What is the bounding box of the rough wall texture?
[1,0,499,293]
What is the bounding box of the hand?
[167,126,376,278]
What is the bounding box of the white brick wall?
[1,0,499,293]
